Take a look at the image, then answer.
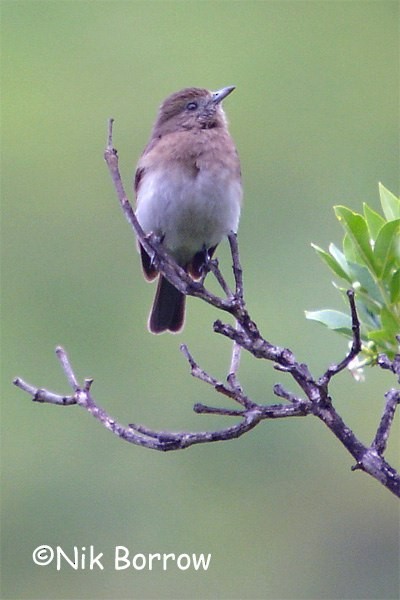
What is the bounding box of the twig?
[13,347,309,451]
[372,388,400,455]
[55,345,79,389]
[228,232,244,301]
[226,321,244,398]
[377,350,400,383]
[228,332,242,386]
[273,383,303,404]
[13,377,75,406]
[193,404,246,416]
[207,257,233,298]
[318,289,362,386]
[180,343,252,408]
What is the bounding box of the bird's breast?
[135,134,242,264]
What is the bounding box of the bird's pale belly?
[136,167,241,264]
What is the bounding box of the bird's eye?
[186,101,198,111]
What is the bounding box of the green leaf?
[354,300,381,331]
[390,269,400,303]
[347,261,384,304]
[367,328,398,358]
[328,243,352,278]
[331,286,379,333]
[335,206,377,274]
[363,202,385,241]
[343,233,365,266]
[367,329,392,347]
[374,219,400,278]
[331,264,383,312]
[379,182,400,221]
[311,243,350,281]
[305,309,352,335]
[380,306,400,339]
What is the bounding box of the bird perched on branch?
[134,86,242,333]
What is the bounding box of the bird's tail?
[149,276,185,334]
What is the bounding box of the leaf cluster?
[306,184,400,362]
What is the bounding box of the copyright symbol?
[32,545,54,566]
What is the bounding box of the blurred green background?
[2,1,399,599]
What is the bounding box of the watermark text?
[32,545,211,572]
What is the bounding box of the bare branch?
[377,347,400,384]
[227,330,243,394]
[180,343,253,408]
[12,118,400,499]
[273,383,303,404]
[372,388,400,455]
[207,257,233,298]
[318,289,362,386]
[13,347,310,452]
[55,345,79,389]
[228,232,244,301]
[13,377,75,406]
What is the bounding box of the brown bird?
[134,86,242,333]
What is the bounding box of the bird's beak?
[212,85,236,104]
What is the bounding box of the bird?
[134,85,242,334]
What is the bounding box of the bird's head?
[151,86,235,137]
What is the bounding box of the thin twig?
[226,322,245,400]
[207,258,233,298]
[13,377,75,406]
[13,347,310,451]
[56,346,79,389]
[372,388,400,455]
[318,289,362,386]
[193,404,246,416]
[229,324,242,377]
[273,383,303,404]
[228,232,244,302]
[180,343,252,408]
[377,351,400,384]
